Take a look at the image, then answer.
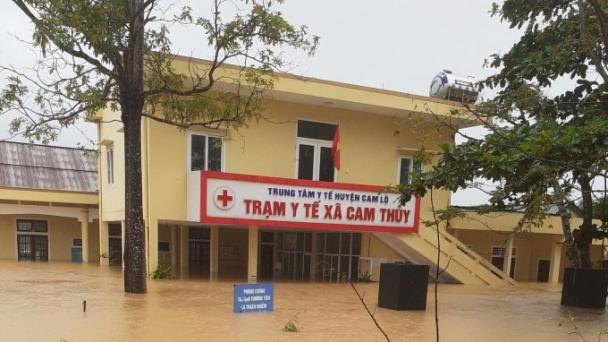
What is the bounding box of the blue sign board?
[233,283,274,313]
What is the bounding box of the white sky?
[0,0,526,205]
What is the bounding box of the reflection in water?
[0,261,606,341]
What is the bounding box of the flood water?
[0,261,606,341]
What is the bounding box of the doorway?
[315,232,361,283]
[188,227,210,278]
[108,223,122,266]
[16,219,49,262]
[218,228,248,280]
[537,259,550,282]
[17,235,49,261]
[259,231,274,281]
[276,231,313,281]
[259,230,362,283]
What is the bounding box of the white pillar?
[248,226,259,283]
[549,236,563,284]
[148,217,159,275]
[504,234,514,278]
[80,209,90,263]
[210,226,219,281]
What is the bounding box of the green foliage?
[6,0,319,293]
[357,271,374,283]
[559,311,608,341]
[3,0,320,140]
[151,264,172,280]
[282,313,300,332]
[399,0,608,268]
[591,196,608,221]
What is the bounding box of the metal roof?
[0,141,97,193]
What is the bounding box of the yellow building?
[1,56,601,286]
[0,142,99,263]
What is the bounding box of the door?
[259,244,274,280]
[537,259,550,282]
[108,237,122,266]
[17,235,48,261]
[188,240,210,278]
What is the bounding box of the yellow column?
[180,226,189,276]
[210,226,219,281]
[99,221,109,266]
[549,236,563,284]
[148,217,159,275]
[504,234,515,278]
[248,226,259,283]
[80,209,90,263]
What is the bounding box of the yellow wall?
[98,108,126,222]
[96,92,456,273]
[0,214,99,262]
[453,229,573,282]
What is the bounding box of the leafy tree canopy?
[402,0,608,268]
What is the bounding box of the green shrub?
[358,271,374,282]
[151,264,172,280]
[283,313,300,332]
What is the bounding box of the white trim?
[396,156,423,185]
[0,203,98,222]
[295,138,337,182]
[187,131,226,173]
[294,119,339,182]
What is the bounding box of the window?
[158,241,170,252]
[190,134,223,171]
[106,148,114,184]
[398,157,422,185]
[296,120,337,182]
[17,219,48,233]
[490,246,516,278]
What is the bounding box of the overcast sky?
[0,1,524,205]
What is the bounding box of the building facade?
[0,142,99,263]
[1,56,603,285]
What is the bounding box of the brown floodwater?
[0,261,606,341]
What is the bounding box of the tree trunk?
[577,173,595,269]
[122,111,147,293]
[120,0,147,294]
[553,179,581,268]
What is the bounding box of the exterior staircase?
[374,228,516,286]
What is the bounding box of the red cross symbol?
[216,189,233,208]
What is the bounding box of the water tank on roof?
[429,70,478,103]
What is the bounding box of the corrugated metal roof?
[0,141,97,193]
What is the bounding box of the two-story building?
[92,56,513,286]
[1,55,604,285]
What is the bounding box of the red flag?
[331,126,340,171]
